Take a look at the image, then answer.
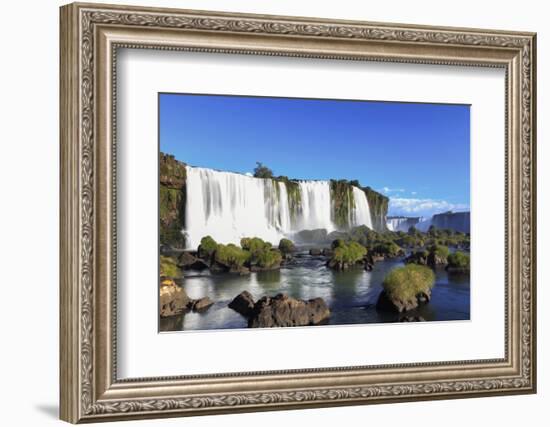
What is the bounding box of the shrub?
[253,162,273,178]
[278,238,295,254]
[428,244,450,259]
[332,241,367,265]
[408,225,421,236]
[383,264,435,302]
[257,249,283,268]
[198,235,217,258]
[447,251,470,270]
[241,237,271,255]
[214,243,251,268]
[404,250,429,265]
[396,234,424,248]
[160,255,181,278]
[372,241,403,257]
[331,238,346,249]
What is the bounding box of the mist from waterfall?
[184,166,375,249]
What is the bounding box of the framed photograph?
[60,2,537,423]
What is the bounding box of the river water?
[160,251,470,332]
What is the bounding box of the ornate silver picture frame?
[60,2,536,423]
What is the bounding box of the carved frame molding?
[60,2,536,423]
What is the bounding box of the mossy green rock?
[377,264,435,313]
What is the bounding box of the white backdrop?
[0,0,546,426]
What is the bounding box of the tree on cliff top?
[253,162,273,178]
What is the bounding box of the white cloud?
[245,172,253,177]
[389,197,469,217]
[411,191,417,195]
[379,186,405,194]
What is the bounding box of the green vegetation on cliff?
[362,186,389,232]
[159,153,187,248]
[383,264,435,302]
[160,255,181,278]
[330,180,355,229]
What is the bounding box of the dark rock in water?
[309,248,322,256]
[178,251,209,270]
[322,248,334,257]
[428,252,448,267]
[326,257,363,271]
[399,316,426,322]
[376,289,431,313]
[295,228,328,243]
[307,297,332,325]
[159,278,190,318]
[210,261,229,274]
[404,250,429,266]
[417,292,430,304]
[281,252,293,262]
[248,294,330,328]
[229,265,251,275]
[326,230,350,242]
[364,262,374,271]
[192,297,214,312]
[229,291,256,317]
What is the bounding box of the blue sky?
[160,93,470,217]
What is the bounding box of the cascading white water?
[296,181,334,232]
[184,166,375,248]
[387,217,417,232]
[351,186,373,229]
[185,167,284,249]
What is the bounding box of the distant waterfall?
[184,166,375,248]
[386,216,421,232]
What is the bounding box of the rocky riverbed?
[159,250,470,332]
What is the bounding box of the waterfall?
[296,181,334,232]
[351,186,373,229]
[184,166,375,248]
[386,216,420,232]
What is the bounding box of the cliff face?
[159,153,186,248]
[362,186,389,232]
[431,211,470,234]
